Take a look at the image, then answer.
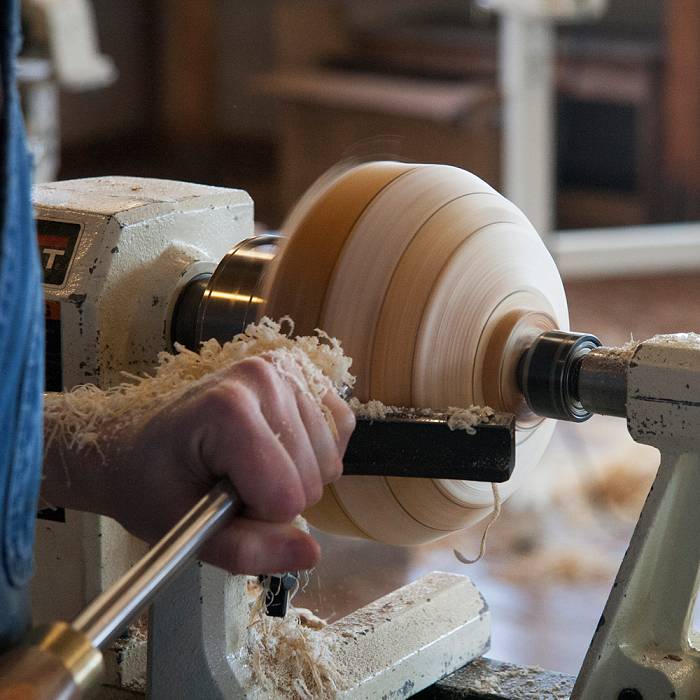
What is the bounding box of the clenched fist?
[42,354,355,574]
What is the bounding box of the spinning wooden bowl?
[263,162,569,545]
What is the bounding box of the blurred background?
[22,0,700,229]
[21,0,700,679]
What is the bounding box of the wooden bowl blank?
[263,162,568,545]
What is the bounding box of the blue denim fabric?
[0,0,44,650]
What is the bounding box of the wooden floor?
[297,273,700,675]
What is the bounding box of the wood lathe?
[2,163,699,698]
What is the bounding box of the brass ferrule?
[33,622,104,695]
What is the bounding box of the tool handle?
[0,483,240,700]
[0,621,103,700]
[73,480,241,650]
[0,645,79,700]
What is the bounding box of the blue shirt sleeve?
[0,0,45,650]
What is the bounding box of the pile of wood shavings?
[578,458,656,524]
[246,600,341,699]
[491,544,618,585]
[244,521,342,699]
[44,316,355,453]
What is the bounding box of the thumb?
[200,516,320,575]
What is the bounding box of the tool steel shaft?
[72,480,240,650]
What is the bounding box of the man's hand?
[41,355,355,575]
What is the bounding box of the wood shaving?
[454,483,502,565]
[347,397,399,420]
[246,575,341,699]
[348,397,496,435]
[246,610,340,699]
[44,316,355,453]
[446,405,496,435]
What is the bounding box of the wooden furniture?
[258,70,500,213]
[556,34,663,228]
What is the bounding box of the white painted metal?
[149,570,490,699]
[333,572,490,699]
[574,335,700,699]
[499,13,555,237]
[482,0,607,238]
[32,177,254,695]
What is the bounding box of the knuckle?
[237,356,275,384]
[238,357,289,408]
[201,383,249,420]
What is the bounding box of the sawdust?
[650,332,700,347]
[111,620,148,692]
[456,658,572,699]
[579,458,655,523]
[246,611,340,698]
[489,440,658,585]
[44,317,355,453]
[492,544,618,585]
